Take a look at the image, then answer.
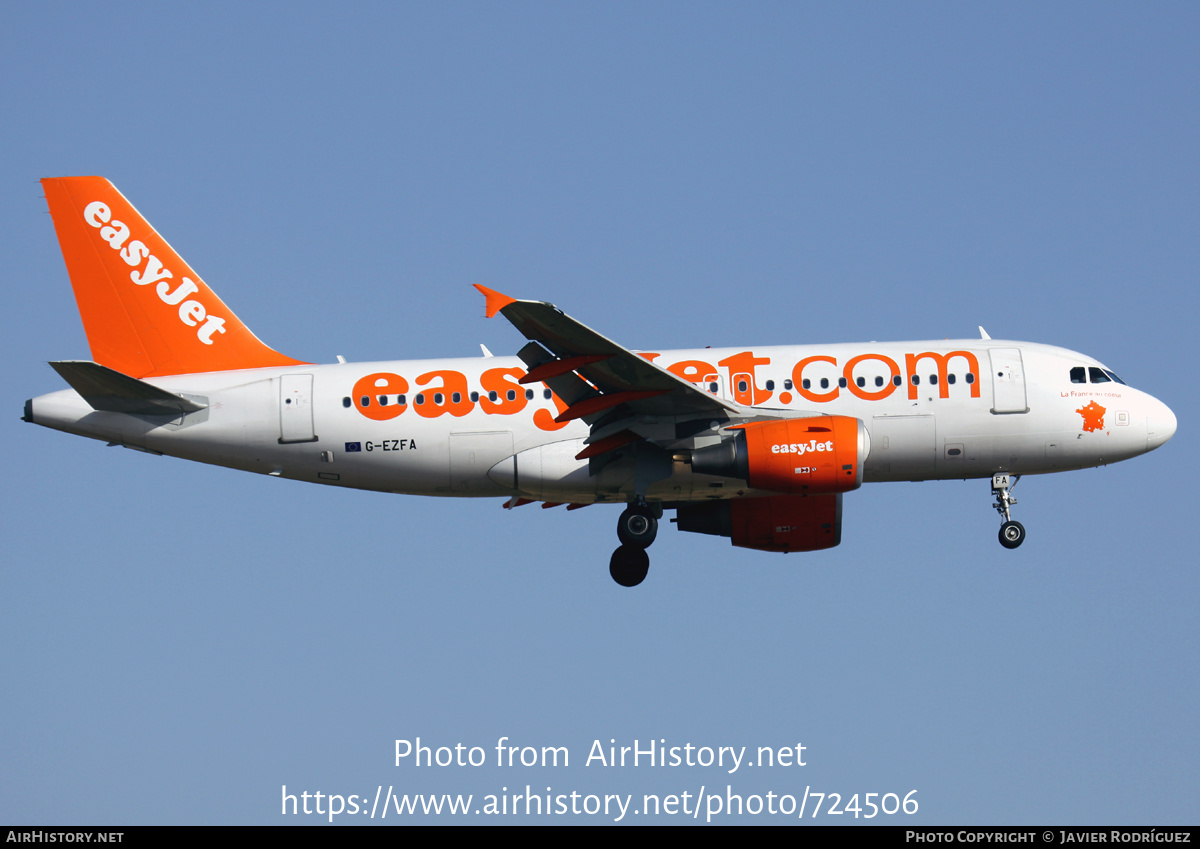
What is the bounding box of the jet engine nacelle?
[691,415,869,494]
[676,493,842,552]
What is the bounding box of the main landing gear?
[609,501,659,587]
[991,473,1025,549]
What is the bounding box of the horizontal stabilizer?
[49,360,206,416]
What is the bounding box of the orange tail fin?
[41,177,307,378]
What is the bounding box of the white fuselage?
[28,339,1176,504]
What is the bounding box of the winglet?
[474,284,517,318]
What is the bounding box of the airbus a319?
[26,177,1177,586]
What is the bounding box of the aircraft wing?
[475,285,744,427]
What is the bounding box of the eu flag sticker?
[345,442,362,452]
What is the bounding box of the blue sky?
[2,2,1196,824]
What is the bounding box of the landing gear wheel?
[999,520,1026,549]
[617,504,658,548]
[609,545,650,587]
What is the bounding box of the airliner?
[25,177,1177,586]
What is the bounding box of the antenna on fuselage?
[978,326,991,340]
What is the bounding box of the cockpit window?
[1072,365,1128,385]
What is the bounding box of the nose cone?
[1146,398,1177,450]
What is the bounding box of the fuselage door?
[865,415,936,480]
[279,373,317,443]
[702,373,727,400]
[988,348,1028,414]
[450,431,515,493]
[731,372,755,406]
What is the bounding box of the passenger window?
[966,373,975,384]
[838,377,847,388]
[525,389,534,399]
[875,376,884,387]
[398,395,406,406]
[342,397,351,408]
[820,378,829,389]
[765,380,775,391]
[911,375,920,385]
[488,390,498,402]
[948,374,956,385]
[783,379,793,390]
[434,393,444,404]
[802,379,811,390]
[1070,367,1086,384]
[1089,367,1111,384]
[470,391,479,402]
[378,395,388,405]
[451,392,461,404]
[360,396,370,407]
[929,374,937,385]
[856,376,865,387]
[893,375,902,386]
[415,394,424,405]
[506,389,517,401]
[544,389,552,399]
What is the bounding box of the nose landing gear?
[609,501,659,587]
[991,473,1025,549]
